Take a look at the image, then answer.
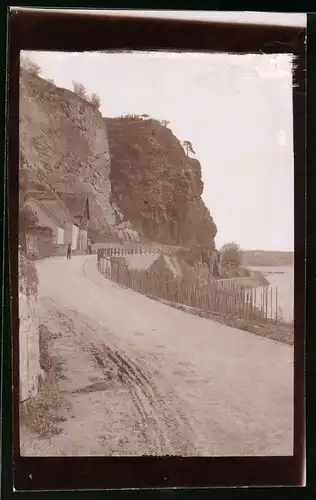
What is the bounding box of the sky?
[23,40,297,251]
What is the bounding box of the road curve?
[28,255,293,456]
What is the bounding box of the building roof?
[26,198,66,229]
[24,188,88,227]
[26,189,79,227]
[56,192,90,220]
[39,199,76,227]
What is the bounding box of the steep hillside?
[20,70,217,251]
[106,117,217,250]
[19,70,138,242]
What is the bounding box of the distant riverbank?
[242,251,294,268]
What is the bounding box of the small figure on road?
[67,242,72,260]
[87,240,92,255]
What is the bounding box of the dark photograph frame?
[4,8,306,492]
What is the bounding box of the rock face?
[107,117,217,250]
[20,71,217,250]
[19,70,137,242]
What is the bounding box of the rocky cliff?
[19,70,138,242]
[107,117,217,249]
[20,70,216,250]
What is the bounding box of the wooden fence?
[97,255,282,324]
[96,245,179,257]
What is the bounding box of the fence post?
[178,278,183,304]
[242,286,245,321]
[206,286,210,312]
[249,288,252,323]
[131,269,134,289]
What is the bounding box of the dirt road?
[21,255,293,456]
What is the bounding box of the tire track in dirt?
[79,326,197,455]
[112,349,197,454]
[95,343,197,455]
[39,297,196,455]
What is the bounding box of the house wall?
[78,229,88,251]
[62,221,73,248]
[71,224,80,250]
[57,227,65,244]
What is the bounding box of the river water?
[248,266,294,323]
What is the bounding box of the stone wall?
[19,251,42,403]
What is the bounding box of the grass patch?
[20,324,71,438]
[20,386,69,438]
[39,325,54,371]
[222,315,293,344]
[146,294,293,345]
[19,252,39,297]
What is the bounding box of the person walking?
[67,242,72,260]
[87,239,92,255]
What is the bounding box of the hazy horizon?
[22,49,295,252]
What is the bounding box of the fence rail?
[97,255,283,325]
[96,245,180,257]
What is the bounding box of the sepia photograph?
[18,47,296,458]
[7,7,306,491]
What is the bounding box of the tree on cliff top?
[183,140,196,156]
[20,55,41,76]
[89,92,101,109]
[161,120,170,127]
[72,80,87,99]
[220,242,242,265]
